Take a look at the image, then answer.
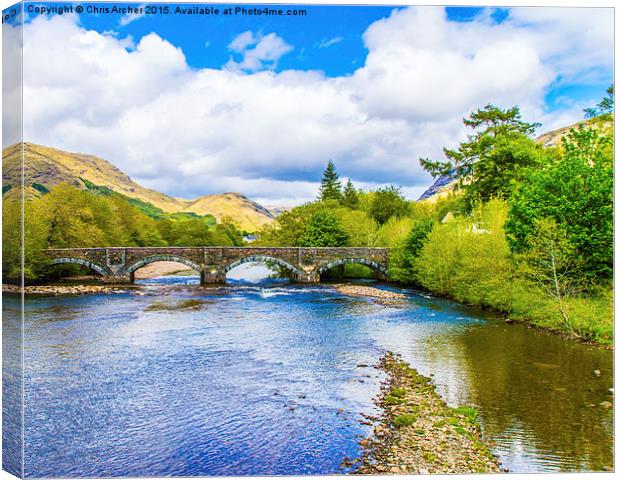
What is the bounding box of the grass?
[390,387,407,398]
[392,414,416,427]
[451,406,478,424]
[384,395,405,406]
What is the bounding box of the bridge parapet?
[45,247,390,284]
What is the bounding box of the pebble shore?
[354,352,501,475]
[2,284,129,295]
[334,284,407,299]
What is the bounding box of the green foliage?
[584,84,614,119]
[390,387,407,398]
[389,218,435,283]
[519,218,583,336]
[334,208,379,247]
[451,406,478,424]
[392,414,416,427]
[3,183,247,283]
[298,210,349,247]
[342,179,359,208]
[257,202,328,246]
[420,104,543,207]
[318,160,342,201]
[506,125,613,280]
[369,185,410,225]
[384,395,405,406]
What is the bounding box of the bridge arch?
[126,255,202,274]
[223,255,303,276]
[49,257,109,276]
[316,258,388,277]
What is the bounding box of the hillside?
[183,192,275,232]
[417,116,613,202]
[2,142,275,232]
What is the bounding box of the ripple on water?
[6,273,613,476]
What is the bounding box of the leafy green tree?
[403,218,435,263]
[258,201,328,246]
[520,218,582,336]
[369,185,410,225]
[342,179,359,208]
[298,210,348,247]
[420,104,543,207]
[584,84,614,118]
[333,208,379,247]
[2,199,24,282]
[40,183,112,248]
[506,125,613,280]
[389,218,434,282]
[318,160,342,201]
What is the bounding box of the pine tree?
[318,160,342,201]
[342,179,359,208]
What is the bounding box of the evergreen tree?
[420,104,543,207]
[342,179,359,208]
[318,160,342,201]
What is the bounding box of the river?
[2,264,613,477]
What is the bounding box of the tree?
[342,179,359,208]
[369,185,410,225]
[506,125,613,280]
[318,160,342,201]
[420,104,543,207]
[520,218,582,336]
[389,218,435,283]
[403,218,435,263]
[584,84,614,118]
[298,210,348,247]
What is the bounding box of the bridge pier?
[102,273,133,284]
[293,272,320,284]
[201,270,226,285]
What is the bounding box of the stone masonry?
[45,247,390,284]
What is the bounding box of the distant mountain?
[2,142,275,232]
[417,117,613,202]
[183,192,275,232]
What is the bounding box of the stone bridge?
[45,247,390,284]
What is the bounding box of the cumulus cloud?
[11,7,614,205]
[225,31,293,73]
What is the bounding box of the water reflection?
[13,272,614,476]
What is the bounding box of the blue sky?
[5,2,615,204]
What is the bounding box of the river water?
[3,265,614,477]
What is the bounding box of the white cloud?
[318,36,343,48]
[225,31,293,73]
[228,30,257,52]
[12,7,614,206]
[118,6,146,27]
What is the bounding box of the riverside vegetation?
[256,96,614,345]
[2,91,614,345]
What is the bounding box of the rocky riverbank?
[2,284,131,295]
[354,352,501,475]
[334,284,407,299]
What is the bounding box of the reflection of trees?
[454,321,613,471]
